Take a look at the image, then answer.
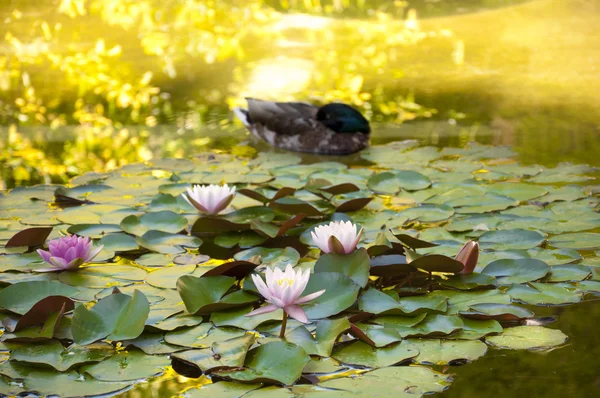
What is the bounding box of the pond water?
[1,0,600,397]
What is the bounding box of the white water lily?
[310,220,363,254]
[246,265,325,326]
[182,184,236,215]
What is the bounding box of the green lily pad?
[66,224,122,239]
[98,233,139,252]
[478,229,546,250]
[506,282,582,305]
[399,204,455,223]
[171,334,255,373]
[359,289,447,316]
[0,362,131,397]
[301,272,361,320]
[164,324,245,348]
[217,341,310,385]
[234,247,300,269]
[72,290,150,344]
[177,275,237,314]
[0,281,79,315]
[184,381,262,398]
[485,326,568,350]
[211,305,283,330]
[9,340,112,371]
[146,264,197,289]
[318,365,450,397]
[136,230,202,254]
[548,232,600,250]
[482,258,550,284]
[331,340,418,368]
[407,339,488,364]
[120,210,188,236]
[543,264,591,282]
[314,249,370,288]
[81,348,170,381]
[460,303,534,321]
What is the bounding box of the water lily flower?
[310,220,363,254]
[246,265,325,336]
[456,241,479,275]
[182,184,236,215]
[36,235,103,272]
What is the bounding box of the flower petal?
[252,274,272,300]
[245,304,278,317]
[66,258,85,270]
[37,249,52,264]
[295,289,326,304]
[284,305,308,323]
[49,256,68,270]
[86,245,104,263]
[271,296,285,308]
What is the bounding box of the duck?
[233,98,371,155]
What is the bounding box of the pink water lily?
[456,241,479,275]
[247,265,325,336]
[36,235,103,272]
[182,184,236,215]
[310,220,363,254]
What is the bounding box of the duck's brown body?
[234,98,370,155]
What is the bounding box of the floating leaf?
[136,231,202,254]
[177,275,253,314]
[0,281,79,315]
[332,340,418,368]
[217,341,310,385]
[301,273,360,320]
[5,227,53,248]
[485,326,568,350]
[82,349,169,381]
[234,247,300,269]
[314,249,370,288]
[460,303,534,321]
[407,339,488,365]
[482,259,550,284]
[10,340,112,371]
[171,334,255,374]
[548,232,600,250]
[72,290,150,344]
[120,211,188,236]
[507,283,582,305]
[478,229,546,250]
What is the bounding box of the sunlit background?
[1,0,599,188]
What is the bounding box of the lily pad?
[72,290,150,344]
[136,230,202,254]
[332,340,418,368]
[485,326,568,350]
[478,229,546,250]
[9,340,112,371]
[314,249,370,288]
[81,348,170,381]
[407,339,488,365]
[482,258,550,284]
[548,232,600,250]
[217,341,310,385]
[318,365,450,397]
[120,211,188,236]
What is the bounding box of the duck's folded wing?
[246,98,318,123]
[261,115,329,137]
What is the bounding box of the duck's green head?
[316,103,371,134]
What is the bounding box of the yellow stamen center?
[276,278,294,287]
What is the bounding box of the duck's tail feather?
[233,107,252,127]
